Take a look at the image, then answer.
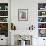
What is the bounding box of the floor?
[0,45,8,46]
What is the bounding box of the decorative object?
[0,23,8,37]
[39,29,46,37]
[38,3,46,10]
[18,9,28,21]
[11,23,16,30]
[38,11,46,16]
[0,11,8,16]
[5,6,8,10]
[38,17,46,22]
[42,12,45,15]
[29,25,35,30]
[38,23,46,28]
[0,17,8,22]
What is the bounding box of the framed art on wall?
[18,9,28,21]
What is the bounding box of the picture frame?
[18,9,28,21]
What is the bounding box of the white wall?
[11,0,46,30]
[11,0,46,46]
[11,0,38,30]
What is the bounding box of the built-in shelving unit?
[0,3,8,37]
[38,3,46,37]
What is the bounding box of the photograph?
[18,9,28,21]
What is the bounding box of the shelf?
[0,22,8,23]
[0,16,8,17]
[38,15,46,17]
[38,3,46,37]
[38,10,46,11]
[38,28,46,29]
[0,10,8,11]
[38,22,46,23]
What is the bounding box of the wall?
[11,0,46,46]
[11,0,38,30]
[11,0,46,30]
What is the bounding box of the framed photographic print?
[18,9,28,21]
